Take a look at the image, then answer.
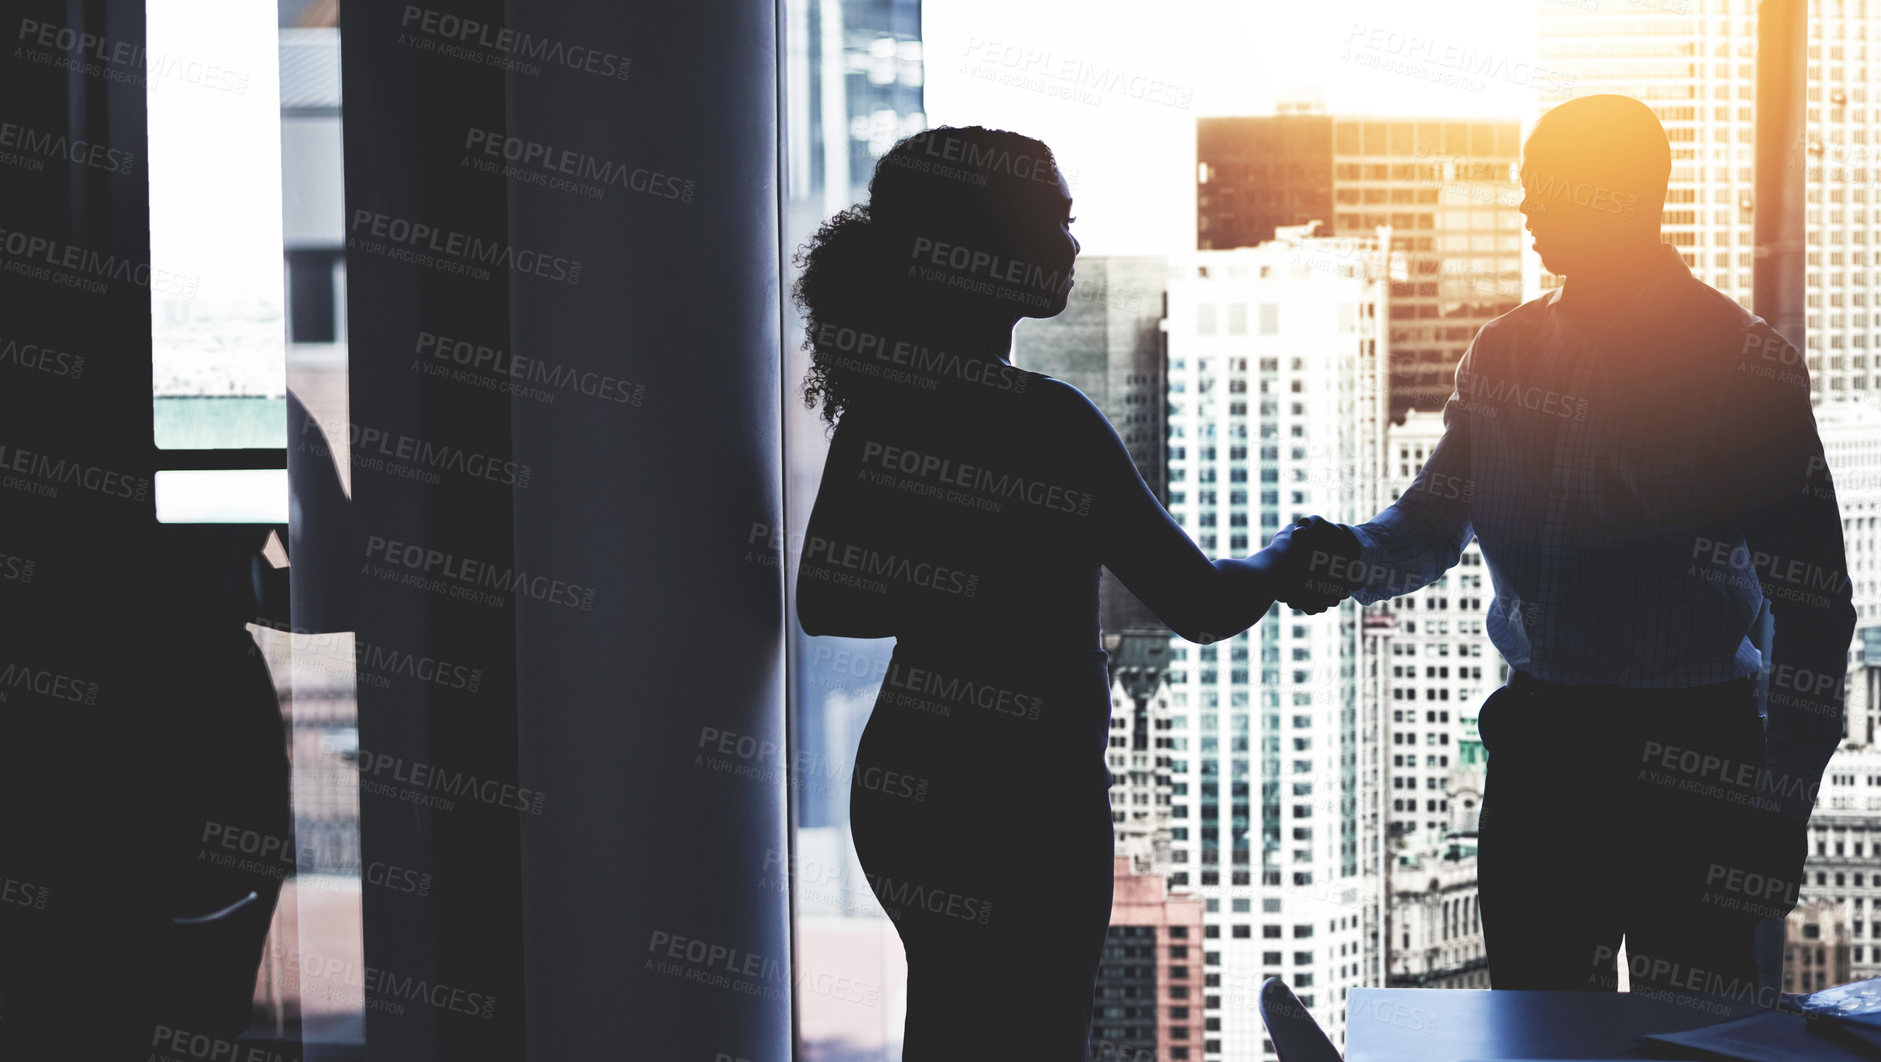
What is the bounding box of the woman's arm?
[1059,381,1280,643]
[794,415,899,639]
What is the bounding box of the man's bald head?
[1526,94,1671,205]
[1520,95,1671,277]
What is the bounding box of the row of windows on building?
[1391,665,1485,682]
[1329,213,1521,234]
[1334,187,1443,206]
[1192,302,1282,336]
[1387,638,1489,658]
[1330,159,1513,184]
[1392,688,1471,702]
[1388,619,1489,636]
[1167,870,1306,887]
[1172,379,1321,398]
[1548,0,1881,29]
[1383,637,1489,664]
[1173,443,1344,462]
[1168,402,1318,424]
[1386,593,1490,614]
[1812,870,1881,887]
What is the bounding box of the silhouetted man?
[1273,95,1855,998]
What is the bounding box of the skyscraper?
[1197,113,1524,418]
[784,0,925,228]
[1159,227,1391,1059]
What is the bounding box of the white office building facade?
[1157,229,1389,1059]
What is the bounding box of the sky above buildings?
[146,0,1546,340]
[147,0,285,303]
[925,0,1544,253]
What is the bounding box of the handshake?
[1259,516,1363,615]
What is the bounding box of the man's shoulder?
[1500,292,1555,328]
[1664,273,1785,351]
[1463,294,1551,355]
[1659,278,1814,405]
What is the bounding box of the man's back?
[1299,90,1857,1001]
[1390,244,1835,687]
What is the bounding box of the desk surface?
[1343,987,1767,1062]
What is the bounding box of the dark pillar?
[338,2,788,1058]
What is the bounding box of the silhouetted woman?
[793,126,1293,1061]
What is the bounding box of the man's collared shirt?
[1348,242,1852,742]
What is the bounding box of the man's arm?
[1734,325,1858,824]
[1343,334,1482,605]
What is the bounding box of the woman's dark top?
[798,364,1269,654]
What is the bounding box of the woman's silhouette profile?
[793,126,1296,1061]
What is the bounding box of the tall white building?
[1537,0,1881,399]
[1158,226,1389,1059]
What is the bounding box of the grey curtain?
[336,2,791,1059]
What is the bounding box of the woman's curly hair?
[792,125,1059,430]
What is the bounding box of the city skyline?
[924,0,1544,255]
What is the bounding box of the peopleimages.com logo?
[0,333,85,380]
[0,442,148,502]
[399,5,632,81]
[0,120,135,175]
[0,226,197,297]
[0,661,99,704]
[463,127,694,203]
[364,535,599,611]
[349,210,581,285]
[355,748,548,815]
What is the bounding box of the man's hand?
[1261,516,1362,614]
[1738,805,1809,922]
[1703,760,1816,922]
